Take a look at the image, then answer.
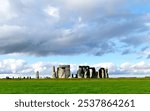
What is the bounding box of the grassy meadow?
[0,78,150,94]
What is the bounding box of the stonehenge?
[36,65,109,79]
[51,65,109,79]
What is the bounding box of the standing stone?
[98,68,103,78]
[57,67,59,78]
[77,66,92,78]
[89,69,93,78]
[58,67,65,78]
[36,71,39,79]
[52,66,56,78]
[98,69,101,78]
[106,68,109,78]
[90,67,97,78]
[65,67,71,78]
[98,68,108,78]
[96,72,99,78]
[75,74,78,78]
[72,74,74,78]
[101,68,105,78]
[57,65,71,78]
[84,68,90,78]
[77,67,84,78]
[87,68,90,78]
[84,70,88,78]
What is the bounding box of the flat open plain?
[0,78,150,94]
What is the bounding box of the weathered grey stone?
[77,66,90,78]
[98,68,103,78]
[84,69,90,78]
[58,67,65,78]
[56,65,71,78]
[36,71,39,79]
[90,67,97,78]
[65,67,71,78]
[98,68,108,78]
[77,67,84,78]
[96,72,99,78]
[106,68,109,78]
[57,67,59,78]
[72,74,74,78]
[98,69,101,78]
[84,70,88,78]
[89,69,93,78]
[58,65,70,68]
[75,74,78,78]
[101,68,105,78]
[52,66,56,78]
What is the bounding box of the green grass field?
[0,78,150,94]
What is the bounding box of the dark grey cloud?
[120,35,150,47]
[122,49,135,55]
[0,0,150,56]
[141,46,149,51]
[94,41,116,56]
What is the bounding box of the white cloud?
[32,62,50,73]
[92,62,116,72]
[0,59,26,73]
[44,5,60,19]
[0,0,20,21]
[120,62,131,70]
[0,59,150,77]
[140,49,150,58]
[120,61,150,74]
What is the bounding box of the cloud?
[92,62,117,73]
[0,0,150,57]
[138,48,150,59]
[44,5,60,20]
[0,59,26,73]
[120,35,150,47]
[0,59,150,77]
[119,61,150,74]
[0,0,19,20]
[122,49,133,55]
[141,46,149,51]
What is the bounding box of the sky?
[0,0,150,77]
